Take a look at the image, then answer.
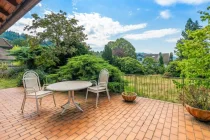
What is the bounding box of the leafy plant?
[114,57,144,74]
[48,55,125,92]
[182,85,210,110]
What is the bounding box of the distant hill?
[0,31,26,41]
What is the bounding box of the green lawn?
[124,75,182,103]
[0,78,18,89]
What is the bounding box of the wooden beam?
[0,18,4,22]
[6,0,18,6]
[0,7,10,16]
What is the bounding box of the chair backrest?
[98,69,109,87]
[23,70,41,93]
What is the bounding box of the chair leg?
[85,89,88,102]
[21,96,26,113]
[96,92,99,108]
[106,89,110,101]
[52,93,56,107]
[35,97,40,115]
[39,98,42,106]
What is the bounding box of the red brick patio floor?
[0,88,210,140]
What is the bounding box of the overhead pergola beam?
[0,18,4,22]
[0,0,41,34]
[0,7,10,16]
[7,0,19,6]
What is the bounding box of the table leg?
[71,91,83,112]
[61,91,71,115]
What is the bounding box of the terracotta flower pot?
[185,104,210,122]
[122,92,137,102]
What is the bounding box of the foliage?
[114,57,144,74]
[102,45,113,63]
[177,6,210,78]
[106,38,136,59]
[48,55,125,92]
[169,52,173,62]
[0,78,18,89]
[175,18,201,60]
[163,72,172,78]
[0,62,8,78]
[142,57,158,75]
[166,61,181,77]
[158,52,164,66]
[24,10,89,68]
[181,85,210,110]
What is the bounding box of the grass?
[0,78,18,89]
[124,75,183,103]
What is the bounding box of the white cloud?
[36,3,42,7]
[44,10,52,15]
[8,18,44,35]
[155,0,210,6]
[70,12,147,47]
[124,28,180,40]
[160,10,171,19]
[8,12,147,48]
[165,37,181,42]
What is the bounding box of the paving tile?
[0,88,209,140]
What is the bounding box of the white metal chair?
[86,69,110,108]
[21,70,56,115]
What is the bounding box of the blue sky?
[8,0,209,53]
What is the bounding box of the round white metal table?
[46,81,92,114]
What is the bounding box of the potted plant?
[122,86,137,102]
[181,85,210,121]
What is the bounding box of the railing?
[122,75,210,103]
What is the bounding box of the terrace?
[0,87,210,140]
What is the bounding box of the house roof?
[144,54,159,61]
[0,38,12,48]
[0,0,40,34]
[0,47,14,60]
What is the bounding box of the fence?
[122,75,210,103]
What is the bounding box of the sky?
[8,0,210,53]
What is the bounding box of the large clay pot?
[185,104,210,122]
[122,92,137,102]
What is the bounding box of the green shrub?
[48,55,125,93]
[166,61,181,77]
[114,57,144,74]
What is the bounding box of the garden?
[0,6,210,121]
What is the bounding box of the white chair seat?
[27,90,53,98]
[88,86,106,91]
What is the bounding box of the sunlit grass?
[0,78,18,89]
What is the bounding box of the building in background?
[0,38,14,65]
[137,53,170,66]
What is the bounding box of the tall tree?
[24,10,89,68]
[159,52,164,66]
[175,18,201,60]
[102,45,113,63]
[169,52,173,62]
[178,6,210,78]
[106,38,136,59]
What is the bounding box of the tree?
[159,52,164,66]
[106,38,136,59]
[102,45,113,63]
[24,10,89,67]
[142,57,158,75]
[165,61,181,77]
[169,52,173,62]
[175,18,201,60]
[114,57,144,74]
[177,6,210,78]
